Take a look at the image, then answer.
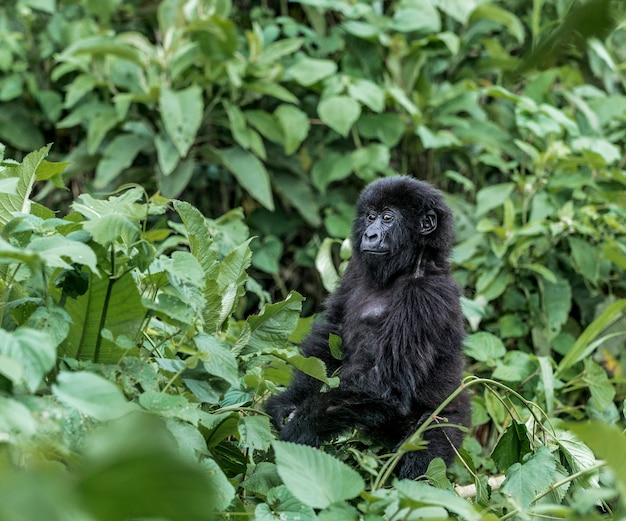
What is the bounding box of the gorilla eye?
[382,212,393,223]
[367,212,377,221]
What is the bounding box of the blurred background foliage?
[1,0,626,519]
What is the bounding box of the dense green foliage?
[1,0,626,519]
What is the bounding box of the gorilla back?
[265,176,470,479]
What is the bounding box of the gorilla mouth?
[362,249,389,255]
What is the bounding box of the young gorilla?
[265,176,470,479]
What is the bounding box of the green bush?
[1,0,626,518]
[1,143,626,520]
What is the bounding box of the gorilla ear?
[419,210,437,235]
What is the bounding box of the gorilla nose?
[361,234,387,253]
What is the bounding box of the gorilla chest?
[345,290,392,329]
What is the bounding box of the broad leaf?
[275,105,310,155]
[318,96,361,137]
[52,371,138,421]
[569,422,626,503]
[491,421,532,472]
[242,291,304,354]
[94,133,152,188]
[195,333,239,388]
[0,328,56,393]
[255,485,316,521]
[0,144,64,227]
[219,146,274,210]
[28,236,98,273]
[463,332,506,362]
[273,441,365,509]
[160,85,203,157]
[286,56,337,86]
[501,447,557,509]
[475,183,515,216]
[60,270,146,362]
[395,480,482,521]
[238,415,273,451]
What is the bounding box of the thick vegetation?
[1,0,626,520]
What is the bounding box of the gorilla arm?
[264,292,345,430]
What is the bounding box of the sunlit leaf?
[273,441,365,509]
[53,371,138,421]
[501,447,557,509]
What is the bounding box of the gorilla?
[266,176,470,479]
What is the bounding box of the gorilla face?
[353,176,453,284]
[360,208,398,255]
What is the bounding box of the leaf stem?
[94,247,116,363]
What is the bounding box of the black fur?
[265,176,470,479]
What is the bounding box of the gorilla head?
[352,176,455,285]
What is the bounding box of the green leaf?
[238,415,273,451]
[258,37,304,65]
[58,35,143,65]
[139,392,200,425]
[583,359,615,411]
[245,110,284,145]
[311,152,352,193]
[72,189,144,247]
[569,422,626,505]
[214,239,252,329]
[275,105,310,155]
[0,144,54,227]
[273,172,321,227]
[224,100,250,149]
[556,299,626,376]
[255,485,316,521]
[202,458,236,512]
[94,133,151,188]
[491,421,532,472]
[315,238,341,292]
[554,428,599,487]
[286,56,337,86]
[59,271,146,363]
[28,236,98,273]
[329,333,343,360]
[351,143,390,182]
[160,85,203,157]
[492,351,535,382]
[219,146,274,210]
[251,235,283,274]
[394,480,482,521]
[155,132,180,176]
[77,413,219,521]
[195,333,239,388]
[475,183,515,216]
[318,96,361,137]
[470,4,525,43]
[273,441,365,509]
[463,332,506,362]
[501,447,557,509]
[0,396,37,437]
[347,78,385,113]
[0,328,56,393]
[538,356,555,415]
[87,106,119,155]
[541,277,572,341]
[391,4,441,33]
[356,113,405,147]
[52,371,138,421]
[272,351,336,386]
[569,236,599,281]
[243,291,304,354]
